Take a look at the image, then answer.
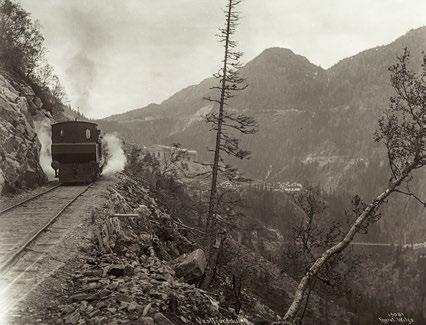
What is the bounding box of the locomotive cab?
[51,121,104,183]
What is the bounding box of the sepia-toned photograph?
[0,0,425,324]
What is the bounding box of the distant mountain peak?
[246,46,321,73]
[254,47,309,62]
[260,47,296,56]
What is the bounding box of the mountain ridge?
[96,26,425,240]
[97,26,425,192]
[101,26,425,121]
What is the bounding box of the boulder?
[127,301,142,312]
[153,313,175,325]
[173,249,206,283]
[139,317,155,325]
[106,264,134,277]
[69,293,91,302]
[64,310,80,324]
[137,205,151,218]
[32,96,43,109]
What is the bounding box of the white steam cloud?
[34,120,55,180]
[102,133,126,176]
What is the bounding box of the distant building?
[145,144,198,162]
[245,180,302,193]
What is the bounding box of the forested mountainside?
[99,27,425,186]
[98,27,425,242]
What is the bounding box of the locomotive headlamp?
[51,160,59,170]
[51,160,60,177]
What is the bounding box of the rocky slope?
[0,69,77,194]
[11,172,350,325]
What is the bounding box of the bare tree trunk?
[202,0,233,290]
[206,0,233,235]
[283,164,415,322]
[200,233,226,289]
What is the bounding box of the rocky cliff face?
[0,69,75,194]
[0,71,46,193]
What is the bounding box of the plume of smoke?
[102,133,126,176]
[34,120,55,180]
[64,6,108,114]
[66,52,96,112]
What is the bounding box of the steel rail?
[0,183,62,216]
[0,183,93,273]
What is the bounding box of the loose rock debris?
[55,253,221,324]
[34,175,233,325]
[9,175,265,325]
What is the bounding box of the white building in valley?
[145,144,198,162]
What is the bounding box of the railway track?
[0,183,92,321]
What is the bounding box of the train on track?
[51,121,104,183]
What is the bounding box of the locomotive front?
[51,121,104,183]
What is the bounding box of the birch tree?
[281,49,425,323]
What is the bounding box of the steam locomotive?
[51,121,104,183]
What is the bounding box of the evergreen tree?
[202,0,257,288]
[205,0,257,234]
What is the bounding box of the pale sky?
[20,0,426,118]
